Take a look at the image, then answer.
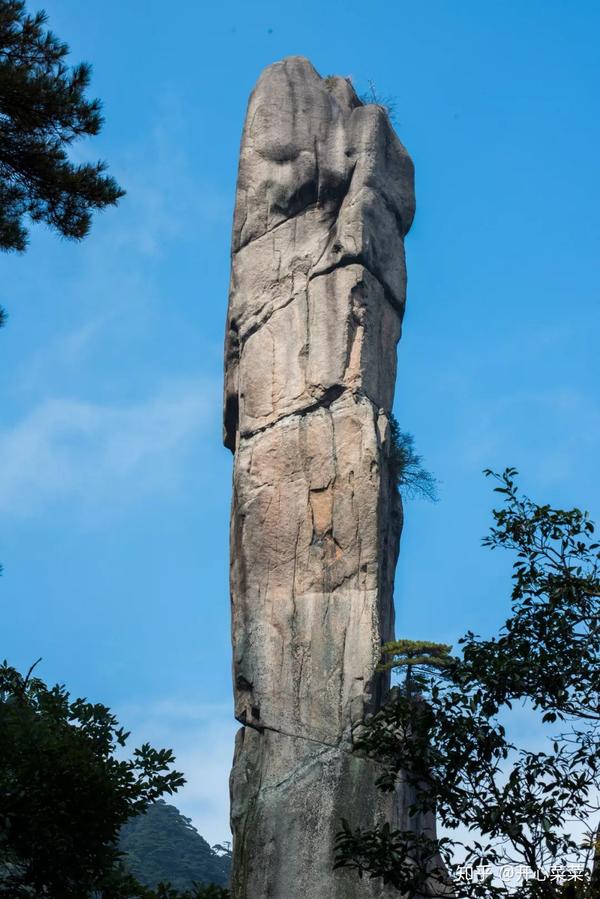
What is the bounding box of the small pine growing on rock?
[388,415,438,502]
[378,639,453,696]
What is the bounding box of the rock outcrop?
[224,56,418,898]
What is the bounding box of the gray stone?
[224,56,420,898]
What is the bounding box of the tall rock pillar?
[223,57,416,898]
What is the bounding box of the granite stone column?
[223,56,418,898]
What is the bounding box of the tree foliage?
[359,79,398,123]
[118,880,230,899]
[119,801,231,893]
[388,415,438,502]
[378,639,453,697]
[0,661,185,898]
[0,0,123,253]
[335,469,600,898]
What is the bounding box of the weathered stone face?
[224,56,416,898]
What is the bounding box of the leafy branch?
[336,469,600,898]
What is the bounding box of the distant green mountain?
[119,801,231,892]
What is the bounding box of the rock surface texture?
[224,57,420,898]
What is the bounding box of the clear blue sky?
[1,0,599,842]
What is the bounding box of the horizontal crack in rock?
[310,253,403,317]
[235,719,390,769]
[239,383,346,441]
[238,384,388,444]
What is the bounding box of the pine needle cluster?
[0,0,124,253]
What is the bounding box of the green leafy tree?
[0,0,124,320]
[145,884,229,899]
[335,469,600,898]
[0,660,185,898]
[116,881,230,899]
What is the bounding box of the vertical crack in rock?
[224,56,429,898]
